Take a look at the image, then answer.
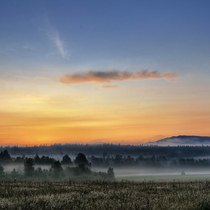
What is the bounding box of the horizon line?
[0,134,210,147]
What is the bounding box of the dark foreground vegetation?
[0,181,209,209]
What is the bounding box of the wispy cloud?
[59,70,177,85]
[44,16,68,59]
[51,31,68,59]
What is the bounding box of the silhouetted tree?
[74,153,89,168]
[51,161,63,178]
[34,154,41,164]
[0,150,11,162]
[24,158,34,177]
[15,156,24,163]
[0,165,4,176]
[61,155,72,164]
[107,167,114,179]
[39,156,55,164]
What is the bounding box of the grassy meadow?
[0,181,210,209]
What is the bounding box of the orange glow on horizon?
[1,106,210,146]
[1,76,210,146]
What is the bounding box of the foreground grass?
[0,181,210,209]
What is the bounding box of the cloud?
[44,16,68,59]
[101,85,119,88]
[59,70,177,85]
[51,31,68,59]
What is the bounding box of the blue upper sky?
[0,0,210,77]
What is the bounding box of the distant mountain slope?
[145,135,210,146]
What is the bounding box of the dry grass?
[0,181,209,209]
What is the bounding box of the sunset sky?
[1,0,210,145]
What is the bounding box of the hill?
[145,135,210,146]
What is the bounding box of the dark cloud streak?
[60,70,177,85]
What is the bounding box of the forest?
[0,149,210,182]
[0,150,114,181]
[2,144,210,158]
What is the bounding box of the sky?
[0,0,210,145]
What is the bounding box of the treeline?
[1,150,210,169]
[0,151,114,181]
[2,144,210,158]
[91,155,210,168]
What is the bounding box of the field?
[0,181,210,209]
